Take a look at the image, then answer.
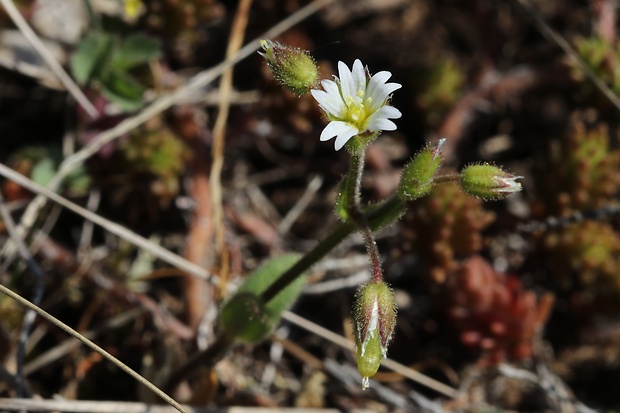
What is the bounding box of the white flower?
[311,59,402,151]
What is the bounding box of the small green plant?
[204,39,523,390]
[71,30,161,111]
[8,146,90,197]
[415,56,465,126]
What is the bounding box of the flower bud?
[398,139,445,201]
[353,280,397,389]
[259,39,319,96]
[460,163,523,200]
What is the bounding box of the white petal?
[365,106,401,132]
[321,79,340,96]
[320,121,358,144]
[380,105,402,119]
[351,59,366,94]
[382,82,402,97]
[366,79,402,112]
[365,71,392,101]
[334,125,359,150]
[338,61,355,101]
[320,80,346,116]
[311,87,344,118]
[368,118,397,131]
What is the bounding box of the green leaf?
[65,165,91,196]
[100,69,145,111]
[219,254,307,343]
[71,31,114,85]
[111,33,161,70]
[31,157,56,187]
[219,293,273,343]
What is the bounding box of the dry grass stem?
[0,285,188,413]
[0,398,362,413]
[281,311,459,398]
[278,175,324,235]
[513,0,620,111]
[0,163,213,281]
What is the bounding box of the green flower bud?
[398,139,445,201]
[259,39,319,96]
[353,280,397,390]
[460,163,523,200]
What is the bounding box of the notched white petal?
[321,79,339,93]
[351,59,366,93]
[365,72,390,100]
[365,105,400,132]
[380,105,402,119]
[371,118,397,131]
[338,61,356,101]
[320,121,357,143]
[334,126,359,150]
[311,88,344,118]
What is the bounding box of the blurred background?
[0,0,619,411]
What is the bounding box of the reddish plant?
[445,256,554,364]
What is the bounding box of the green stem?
[260,220,357,302]
[432,173,460,184]
[337,150,365,220]
[260,195,405,303]
[347,150,387,282]
[348,151,365,209]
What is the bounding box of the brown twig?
[210,0,254,299]
[173,106,215,331]
[35,234,194,340]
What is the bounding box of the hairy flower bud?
[460,163,523,200]
[353,280,397,389]
[259,39,319,96]
[398,138,445,200]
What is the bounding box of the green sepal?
[259,40,319,96]
[459,163,522,200]
[398,139,444,201]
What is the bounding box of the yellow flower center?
[343,91,371,130]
